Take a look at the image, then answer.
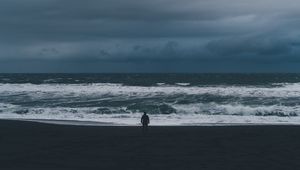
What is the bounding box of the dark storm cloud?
[206,36,291,57]
[1,0,300,72]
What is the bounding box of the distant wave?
[175,83,190,86]
[1,82,300,98]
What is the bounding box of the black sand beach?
[0,120,299,170]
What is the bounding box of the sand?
[0,120,299,170]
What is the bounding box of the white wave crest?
[1,83,300,98]
[1,110,300,125]
[0,103,300,125]
[172,103,300,116]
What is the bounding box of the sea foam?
[1,83,300,125]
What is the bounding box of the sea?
[1,73,300,125]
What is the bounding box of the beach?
[0,120,299,170]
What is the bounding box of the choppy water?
[1,73,300,125]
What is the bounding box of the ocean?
[1,73,300,125]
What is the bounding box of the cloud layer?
[1,0,300,72]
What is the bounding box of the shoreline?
[2,118,300,127]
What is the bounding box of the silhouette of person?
[141,112,150,132]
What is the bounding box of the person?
[141,112,150,131]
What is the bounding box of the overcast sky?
[1,0,300,73]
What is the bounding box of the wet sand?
[0,120,299,170]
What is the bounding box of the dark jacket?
[141,114,150,125]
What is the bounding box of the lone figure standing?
[141,112,150,131]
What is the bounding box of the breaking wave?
[0,82,300,97]
[0,82,300,125]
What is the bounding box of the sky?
[1,0,300,73]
